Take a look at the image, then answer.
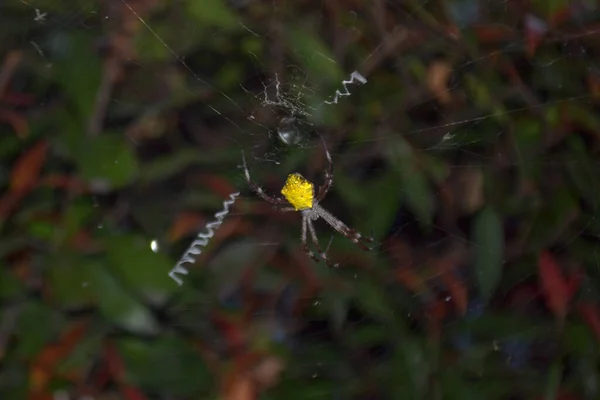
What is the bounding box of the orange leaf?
[473,24,514,43]
[29,322,88,393]
[426,61,453,105]
[224,374,255,400]
[200,174,238,198]
[167,212,205,243]
[10,140,48,192]
[538,252,571,319]
[397,268,430,296]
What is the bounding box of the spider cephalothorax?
[242,141,373,267]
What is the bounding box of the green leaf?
[386,137,434,228]
[472,206,503,302]
[15,301,64,358]
[104,234,176,304]
[363,172,402,237]
[75,134,139,189]
[544,361,562,400]
[0,268,23,300]
[187,0,238,30]
[87,263,159,335]
[46,252,95,308]
[117,334,212,395]
[528,188,578,250]
[353,280,396,323]
[52,33,102,121]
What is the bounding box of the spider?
[241,141,374,267]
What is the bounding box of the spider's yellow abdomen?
[281,173,314,210]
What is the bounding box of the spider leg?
[276,206,297,212]
[241,151,289,205]
[315,137,334,203]
[313,204,374,251]
[306,217,339,268]
[301,215,320,264]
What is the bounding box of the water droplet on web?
[277,117,302,145]
[150,239,160,253]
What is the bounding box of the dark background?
[1,0,600,399]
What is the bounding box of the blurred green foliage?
[1,0,600,399]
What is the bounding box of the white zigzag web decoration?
[169,192,240,285]
[323,71,367,105]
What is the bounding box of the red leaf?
[121,385,149,400]
[211,313,246,352]
[0,189,28,219]
[0,109,29,138]
[578,303,600,341]
[10,140,48,192]
[440,270,468,316]
[524,14,548,58]
[473,24,515,43]
[538,252,571,319]
[103,341,125,381]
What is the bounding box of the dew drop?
[277,117,302,145]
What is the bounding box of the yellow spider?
[241,141,373,267]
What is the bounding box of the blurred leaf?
[104,234,175,303]
[386,137,434,228]
[15,301,64,359]
[565,136,600,208]
[545,360,562,400]
[323,290,349,334]
[56,324,104,376]
[353,280,396,324]
[116,334,212,395]
[187,0,238,30]
[439,368,481,400]
[578,303,600,342]
[87,263,159,335]
[345,325,388,347]
[138,148,233,184]
[538,252,572,320]
[0,268,24,299]
[75,134,139,189]
[363,172,402,238]
[472,206,503,302]
[10,140,48,192]
[450,312,550,340]
[529,188,579,250]
[209,239,268,294]
[46,252,94,308]
[52,33,102,121]
[266,379,339,400]
[29,321,88,393]
[286,27,342,86]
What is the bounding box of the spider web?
[5,0,600,399]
